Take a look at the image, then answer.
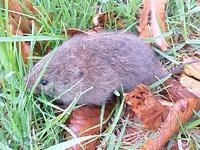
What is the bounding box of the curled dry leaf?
[66,104,113,150]
[1,0,38,33]
[180,74,200,98]
[20,41,30,64]
[138,0,151,39]
[93,12,109,27]
[180,57,200,98]
[24,0,38,14]
[165,79,197,102]
[184,64,200,80]
[138,0,168,51]
[141,79,200,150]
[92,12,124,29]
[166,78,200,110]
[141,97,198,150]
[125,84,169,130]
[9,23,30,64]
[182,57,200,79]
[1,0,39,64]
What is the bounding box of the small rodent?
[25,32,167,106]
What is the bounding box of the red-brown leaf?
[125,84,169,130]
[66,104,113,150]
[141,79,200,150]
[141,97,198,150]
[138,0,168,51]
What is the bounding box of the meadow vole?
[25,32,167,106]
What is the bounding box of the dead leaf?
[9,23,30,64]
[92,12,124,29]
[124,105,135,120]
[165,79,197,102]
[1,0,41,64]
[138,0,168,51]
[66,104,113,150]
[138,0,150,34]
[20,41,30,64]
[182,57,200,80]
[141,79,200,150]
[24,0,38,14]
[139,25,151,40]
[1,0,38,33]
[141,98,198,150]
[178,57,200,98]
[180,74,200,98]
[116,19,125,29]
[125,84,169,130]
[93,12,109,27]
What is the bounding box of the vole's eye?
[40,79,49,86]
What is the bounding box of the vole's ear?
[66,28,103,38]
[66,28,88,37]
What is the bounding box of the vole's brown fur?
[25,32,167,106]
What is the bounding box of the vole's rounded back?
[26,32,167,105]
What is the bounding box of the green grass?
[0,0,200,149]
